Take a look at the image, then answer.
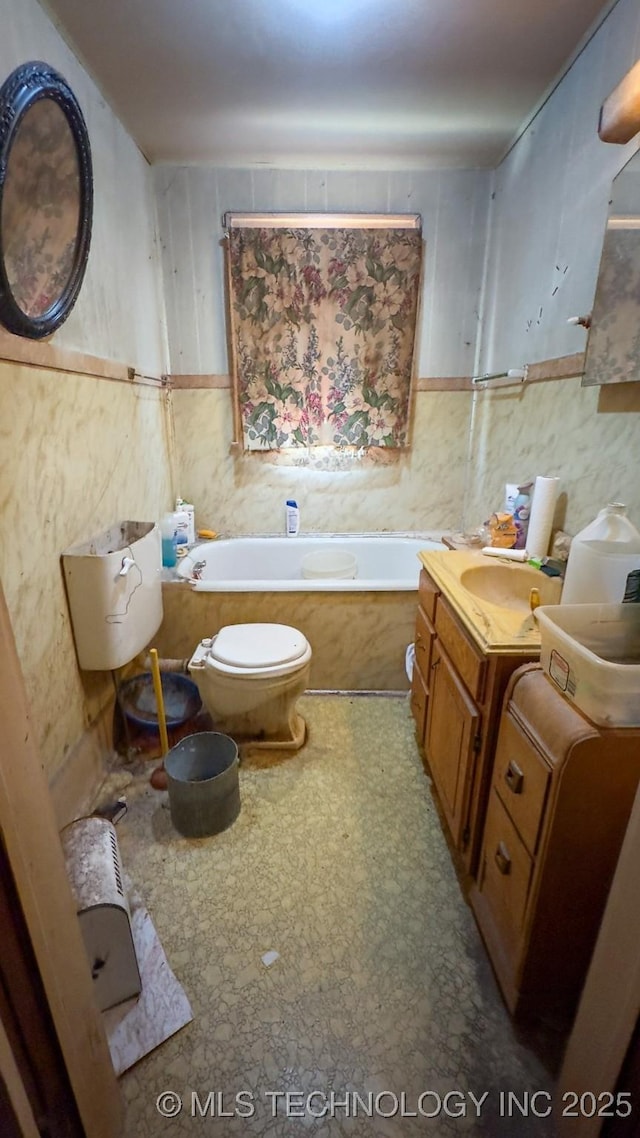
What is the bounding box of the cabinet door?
[410,664,428,744]
[425,642,480,849]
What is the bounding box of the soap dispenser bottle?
[285,500,300,537]
[160,513,177,567]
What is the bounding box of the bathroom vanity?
[412,549,640,1031]
[411,551,561,874]
[471,665,640,1029]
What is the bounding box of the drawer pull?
[494,842,512,875]
[504,760,524,795]
[431,658,440,670]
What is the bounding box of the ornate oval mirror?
[0,61,93,339]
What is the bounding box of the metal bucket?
[164,732,240,838]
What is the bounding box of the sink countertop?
[418,549,554,655]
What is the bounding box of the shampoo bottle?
[285,500,300,537]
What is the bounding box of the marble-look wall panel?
[0,0,168,373]
[157,584,417,690]
[463,379,640,536]
[154,165,491,379]
[170,388,472,535]
[0,362,172,779]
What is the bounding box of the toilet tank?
[62,521,163,671]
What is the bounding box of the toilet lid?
[211,623,308,669]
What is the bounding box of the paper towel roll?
[526,476,560,558]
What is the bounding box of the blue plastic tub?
[119,672,201,732]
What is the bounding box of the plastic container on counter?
[561,504,640,605]
[536,602,640,727]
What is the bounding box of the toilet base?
[190,658,310,754]
[211,709,307,752]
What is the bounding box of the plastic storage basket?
[536,603,640,727]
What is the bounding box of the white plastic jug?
[561,503,640,604]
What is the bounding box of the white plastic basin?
[301,549,358,579]
[536,602,640,726]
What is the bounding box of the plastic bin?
[536,603,640,726]
[164,732,240,838]
[301,549,357,579]
[119,672,201,732]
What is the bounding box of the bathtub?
[176,534,444,591]
[159,534,445,691]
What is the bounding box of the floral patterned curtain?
[227,225,422,450]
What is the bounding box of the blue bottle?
[161,513,177,567]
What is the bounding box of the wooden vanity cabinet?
[471,664,640,1030]
[411,568,538,874]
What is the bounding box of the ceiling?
[41,0,616,169]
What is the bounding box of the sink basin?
[460,563,562,612]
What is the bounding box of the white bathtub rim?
[188,529,448,542]
[174,531,446,593]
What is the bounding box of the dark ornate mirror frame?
[0,61,93,339]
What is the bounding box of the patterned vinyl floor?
[113,694,557,1137]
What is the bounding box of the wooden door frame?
[0,581,123,1137]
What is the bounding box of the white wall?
[480,0,640,376]
[1,0,168,373]
[466,0,640,536]
[155,167,490,379]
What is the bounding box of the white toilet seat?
[212,623,307,668]
[200,623,312,679]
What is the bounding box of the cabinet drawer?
[418,569,438,623]
[410,664,428,744]
[493,712,550,856]
[478,790,533,955]
[414,604,434,682]
[434,598,485,700]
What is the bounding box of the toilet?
[188,623,312,750]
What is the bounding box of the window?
[226,214,422,452]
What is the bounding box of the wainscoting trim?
[168,354,586,392]
[0,329,164,387]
